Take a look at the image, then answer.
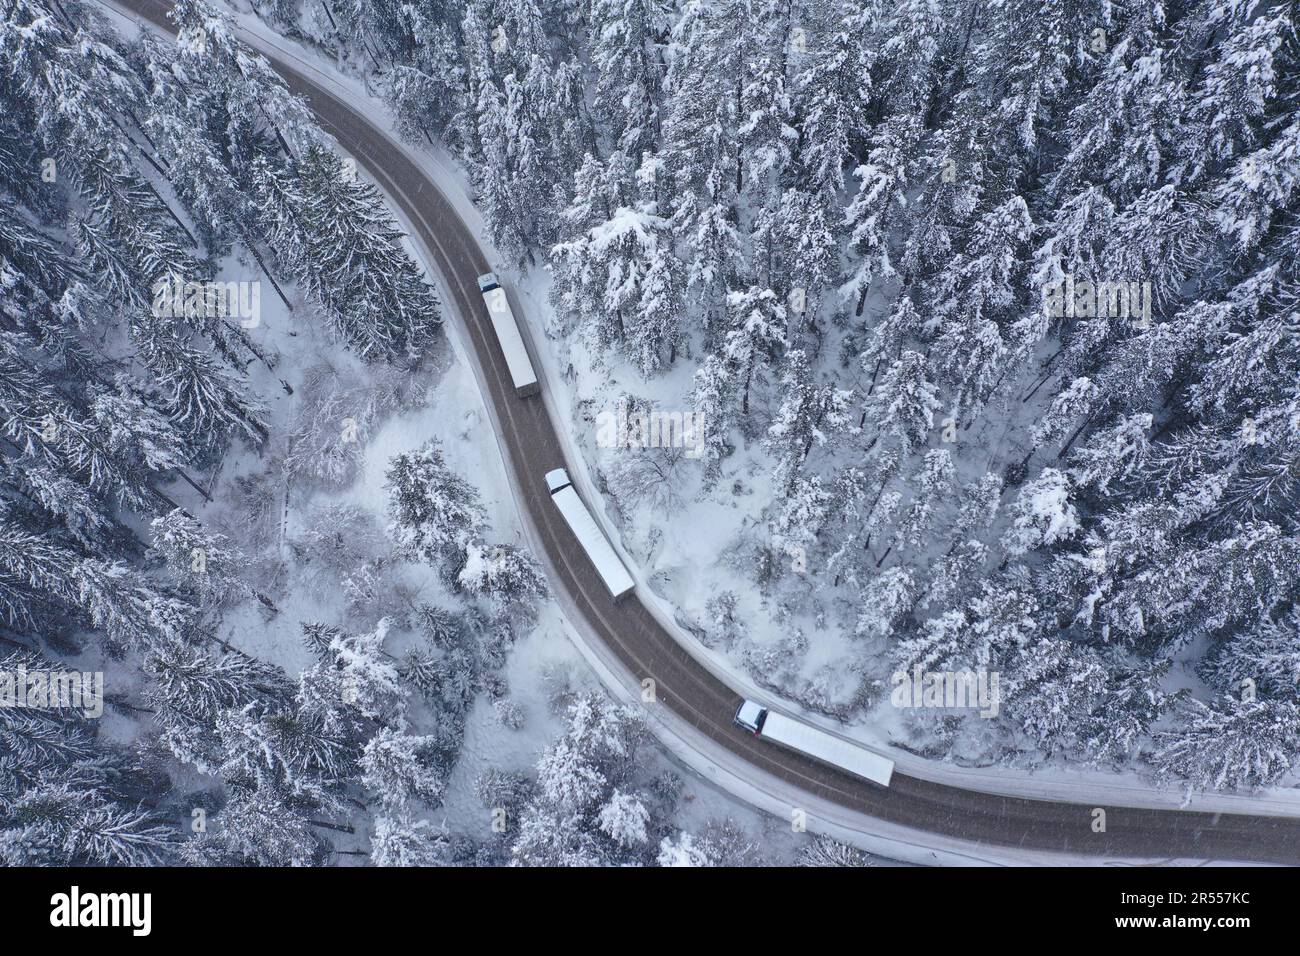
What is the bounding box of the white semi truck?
[477,272,540,397]
[733,700,895,787]
[545,469,635,601]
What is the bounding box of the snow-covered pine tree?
[371,814,452,867]
[869,349,941,457]
[386,440,488,567]
[291,145,441,359]
[149,509,247,611]
[509,692,655,866]
[361,727,447,810]
[456,543,548,608]
[1151,695,1300,791]
[765,350,855,481]
[894,449,956,552]
[855,566,915,640]
[1001,468,1080,557]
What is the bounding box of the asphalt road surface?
[110,0,1300,864]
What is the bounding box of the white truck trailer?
[733,700,895,787]
[477,272,540,397]
[544,469,635,601]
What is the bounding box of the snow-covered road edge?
[98,0,1300,834]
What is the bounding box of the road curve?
[110,0,1300,864]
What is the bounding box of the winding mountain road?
[109,0,1300,864]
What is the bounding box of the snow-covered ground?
[95,1,1300,872]
[174,0,1300,817]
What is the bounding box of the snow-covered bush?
[494,698,526,730]
[291,502,388,584]
[797,835,873,867]
[283,361,375,488]
[456,543,548,608]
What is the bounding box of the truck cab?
[545,468,573,494]
[733,700,768,734]
[477,272,501,293]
